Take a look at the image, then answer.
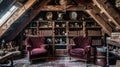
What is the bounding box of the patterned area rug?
[15,62,87,67]
[13,56,115,67]
[13,56,87,67]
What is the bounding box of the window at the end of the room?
[0,5,19,26]
[0,0,3,4]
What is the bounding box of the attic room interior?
[1,0,120,67]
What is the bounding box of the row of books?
[88,30,101,36]
[38,30,83,36]
[92,40,102,45]
[68,31,83,36]
[39,30,53,36]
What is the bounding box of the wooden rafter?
[93,0,120,29]
[7,0,51,41]
[41,5,86,11]
[86,9,112,36]
[0,0,37,37]
[40,0,93,11]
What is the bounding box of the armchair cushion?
[31,48,47,55]
[70,48,85,56]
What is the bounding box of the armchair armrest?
[26,45,32,51]
[84,46,91,53]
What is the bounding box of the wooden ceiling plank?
[0,0,37,37]
[86,9,112,36]
[41,5,86,11]
[7,0,51,41]
[93,0,120,29]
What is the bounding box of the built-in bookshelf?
[24,11,103,56]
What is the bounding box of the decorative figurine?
[1,40,5,50]
[62,24,66,27]
[7,42,13,51]
[46,12,53,20]
[1,40,6,55]
[75,23,79,27]
[48,21,52,28]
[57,12,63,20]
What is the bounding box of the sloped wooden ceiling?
[93,0,120,30]
[1,0,120,41]
[7,0,51,41]
[86,9,112,36]
[0,0,37,39]
[0,0,37,41]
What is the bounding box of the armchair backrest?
[73,36,91,48]
[26,37,45,48]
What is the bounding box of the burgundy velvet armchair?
[25,37,48,62]
[68,36,92,62]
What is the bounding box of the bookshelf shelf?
[69,27,82,30]
[86,27,101,30]
[39,27,52,30]
[29,27,37,28]
[55,27,66,29]
[55,35,66,37]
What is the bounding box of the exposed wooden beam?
[0,0,37,37]
[86,9,112,36]
[41,5,87,11]
[93,0,120,29]
[7,0,51,41]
